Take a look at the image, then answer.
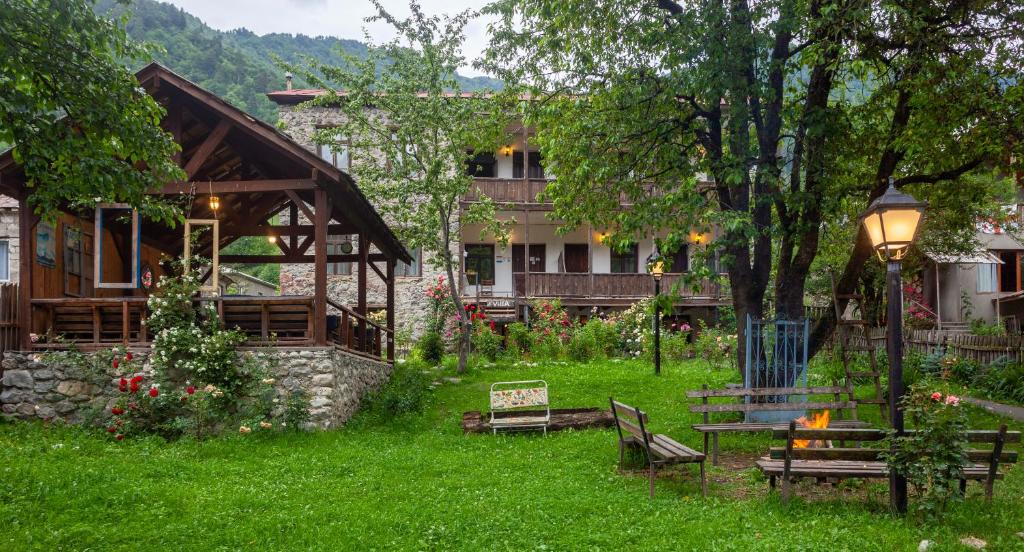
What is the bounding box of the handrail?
[325,299,392,336]
[907,298,937,319]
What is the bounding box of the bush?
[566,326,598,362]
[533,334,563,360]
[365,364,432,417]
[506,322,532,356]
[971,319,1006,336]
[972,356,1024,404]
[471,321,502,362]
[418,331,444,364]
[660,332,692,362]
[582,317,620,358]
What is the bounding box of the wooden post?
[523,209,530,314]
[122,301,130,345]
[386,258,395,362]
[357,232,368,351]
[17,198,32,350]
[313,188,328,345]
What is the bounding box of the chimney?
[285,71,293,91]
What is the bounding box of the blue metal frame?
[94,204,141,289]
[743,315,810,422]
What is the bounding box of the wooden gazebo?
[0,63,411,361]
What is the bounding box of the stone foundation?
[0,346,391,429]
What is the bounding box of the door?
[564,244,589,273]
[528,244,546,273]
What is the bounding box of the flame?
[793,410,830,449]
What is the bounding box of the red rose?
[111,407,124,415]
[115,434,124,441]
[129,382,139,393]
[186,386,195,395]
[148,387,158,398]
[130,375,143,384]
[119,378,128,392]
[112,357,119,370]
[107,426,116,433]
[125,352,133,361]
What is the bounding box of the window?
[317,132,351,170]
[327,239,352,275]
[512,151,545,179]
[978,263,998,293]
[465,244,495,285]
[669,245,688,272]
[610,244,639,274]
[0,240,9,281]
[395,247,421,277]
[465,151,497,177]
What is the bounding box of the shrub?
[660,332,692,362]
[582,317,621,358]
[972,356,1024,404]
[883,385,968,519]
[533,334,563,360]
[970,319,1006,336]
[471,320,502,362]
[506,322,532,356]
[365,364,432,417]
[694,320,735,370]
[566,326,598,362]
[608,299,652,358]
[530,299,572,343]
[418,331,445,364]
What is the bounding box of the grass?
[2,357,1023,551]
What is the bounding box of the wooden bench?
[756,423,1020,503]
[688,383,869,465]
[609,398,706,497]
[489,380,550,435]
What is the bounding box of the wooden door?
[512,244,526,273]
[564,244,589,273]
[528,244,546,273]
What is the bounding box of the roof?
[977,231,1024,251]
[925,250,1004,264]
[0,63,412,264]
[220,267,277,290]
[0,195,16,209]
[266,88,522,106]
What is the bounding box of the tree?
[0,0,182,221]
[288,0,510,374]
[482,0,1024,373]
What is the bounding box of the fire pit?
[793,410,831,449]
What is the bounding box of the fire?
[793,410,830,449]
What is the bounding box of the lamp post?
[859,177,926,516]
[646,250,665,376]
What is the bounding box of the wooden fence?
[842,327,1024,365]
[0,283,18,377]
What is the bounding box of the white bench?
[489,380,550,435]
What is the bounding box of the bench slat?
[652,435,702,459]
[686,386,850,398]
[757,460,1001,480]
[770,427,887,440]
[768,448,1018,463]
[691,401,856,413]
[694,420,871,433]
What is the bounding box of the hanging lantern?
[209,195,221,212]
[268,235,277,244]
[860,179,927,261]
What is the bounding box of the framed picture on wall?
[35,222,56,268]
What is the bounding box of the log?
[461,407,614,434]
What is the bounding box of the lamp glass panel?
[862,212,885,250]
[879,208,922,247]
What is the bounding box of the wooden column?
[313,188,328,345]
[17,197,32,350]
[523,210,530,304]
[386,259,395,362]
[357,233,368,350]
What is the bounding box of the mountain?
[94,0,503,123]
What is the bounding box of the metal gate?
[743,315,809,422]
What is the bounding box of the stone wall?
[0,346,391,429]
[276,104,445,339]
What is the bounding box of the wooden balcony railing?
[463,178,551,204]
[327,299,391,360]
[518,273,723,299]
[29,296,393,361]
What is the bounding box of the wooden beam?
[154,179,317,195]
[285,190,315,222]
[314,188,329,345]
[183,119,232,179]
[219,253,390,264]
[358,234,368,316]
[165,100,182,165]
[275,237,292,256]
[386,259,395,362]
[369,261,386,283]
[296,235,314,255]
[18,198,32,350]
[217,224,356,237]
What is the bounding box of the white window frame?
[317,131,351,171]
[0,239,10,282]
[977,263,998,293]
[395,247,422,278]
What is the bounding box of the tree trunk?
[440,213,471,374]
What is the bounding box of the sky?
[163,0,496,77]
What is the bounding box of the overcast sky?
[163,0,496,77]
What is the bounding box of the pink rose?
[945,395,960,406]
[931,392,942,401]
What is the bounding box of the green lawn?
[1,358,1022,551]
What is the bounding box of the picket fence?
[843,327,1024,365]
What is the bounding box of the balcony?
[463,178,551,204]
[461,273,726,308]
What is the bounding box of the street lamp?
[646,249,665,376]
[860,177,926,516]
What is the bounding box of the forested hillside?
[95,0,503,123]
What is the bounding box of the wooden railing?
[326,299,391,360]
[463,178,551,204]
[28,296,391,361]
[522,273,723,299]
[0,283,19,363]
